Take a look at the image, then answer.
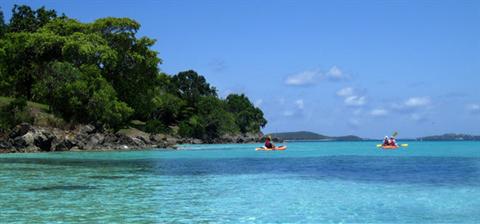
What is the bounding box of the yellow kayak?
[255,146,287,151]
[376,144,408,149]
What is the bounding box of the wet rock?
[117,135,145,148]
[192,138,203,144]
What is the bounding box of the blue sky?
[1,0,479,138]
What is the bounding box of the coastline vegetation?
[0,5,267,141]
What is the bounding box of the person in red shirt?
[265,136,275,149]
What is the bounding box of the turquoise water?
[1,141,479,223]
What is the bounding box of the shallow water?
[0,141,479,223]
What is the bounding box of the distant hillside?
[417,133,480,141]
[269,131,363,141]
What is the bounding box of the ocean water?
[0,141,479,223]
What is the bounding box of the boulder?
[166,137,179,146]
[150,133,167,143]
[116,128,151,145]
[77,124,96,135]
[9,123,34,138]
[85,133,105,149]
[13,132,35,148]
[0,139,12,149]
[33,130,55,151]
[192,138,203,144]
[117,135,145,148]
[53,139,75,151]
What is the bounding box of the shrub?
[145,119,171,134]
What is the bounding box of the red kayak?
[381,145,399,150]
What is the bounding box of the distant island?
[416,133,480,141]
[269,131,363,141]
[268,131,480,141]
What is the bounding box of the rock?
[166,137,179,145]
[116,128,151,145]
[85,133,105,149]
[117,135,145,148]
[33,130,55,151]
[150,134,167,143]
[9,123,34,138]
[77,124,96,135]
[0,139,12,149]
[13,132,35,148]
[53,139,75,151]
[192,138,203,144]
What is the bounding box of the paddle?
[392,131,398,138]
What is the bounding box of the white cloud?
[285,66,348,86]
[404,97,431,107]
[295,99,304,110]
[283,110,294,117]
[336,87,367,107]
[254,99,263,107]
[285,69,321,86]
[370,108,388,117]
[326,66,347,80]
[336,87,354,97]
[345,95,366,107]
[467,104,480,114]
[391,96,432,112]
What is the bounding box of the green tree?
[0,31,65,98]
[8,5,57,33]
[92,17,161,119]
[178,96,237,140]
[0,7,6,37]
[226,94,267,133]
[171,70,217,104]
[0,97,33,131]
[32,62,132,129]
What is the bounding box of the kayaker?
[389,136,398,146]
[265,136,275,149]
[382,136,389,146]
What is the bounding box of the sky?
[1,0,479,138]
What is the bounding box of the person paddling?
[389,136,398,147]
[265,136,275,149]
[382,136,389,146]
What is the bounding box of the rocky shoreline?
[0,123,268,153]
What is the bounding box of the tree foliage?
[226,94,267,133]
[0,5,267,137]
[0,97,33,131]
[8,5,57,33]
[0,7,6,37]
